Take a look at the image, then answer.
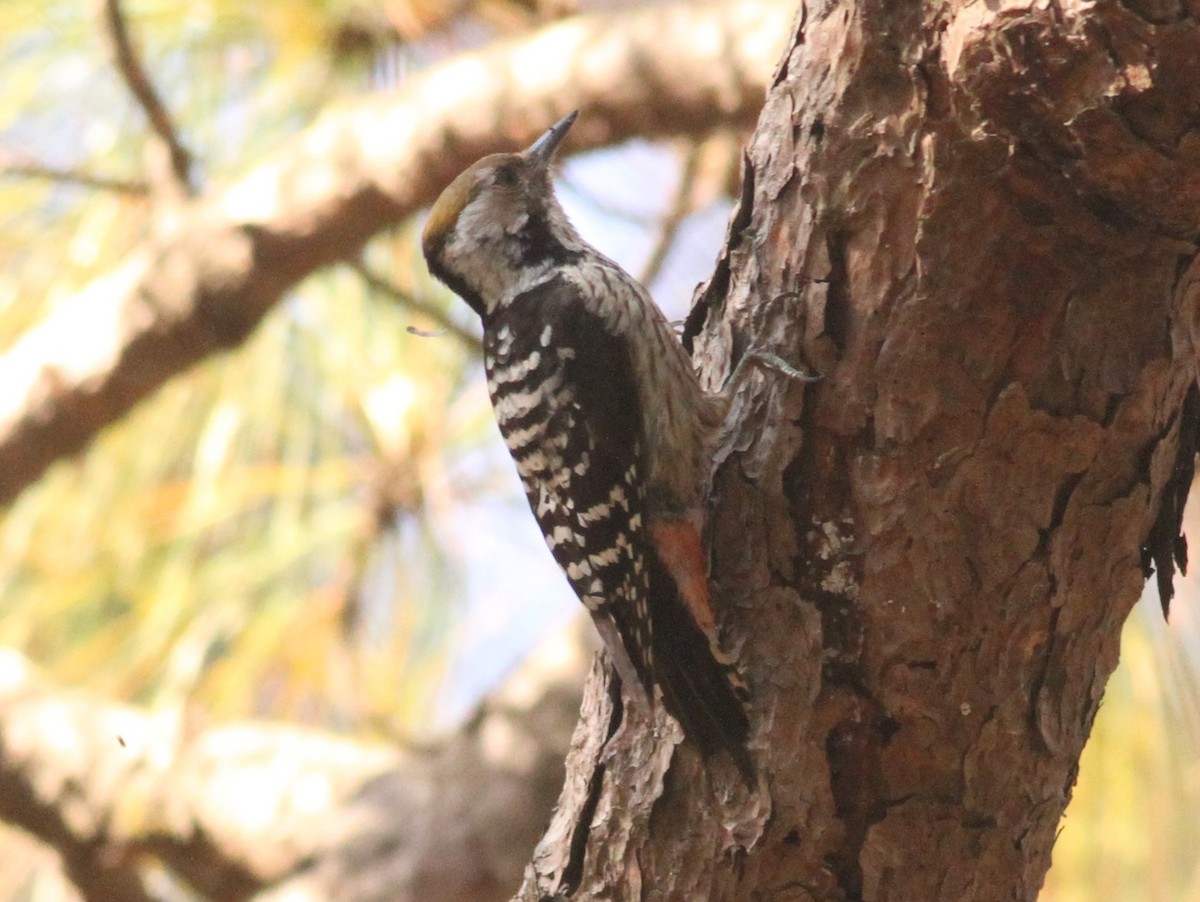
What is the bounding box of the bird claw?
[707,635,738,667]
[723,346,820,398]
[743,348,820,383]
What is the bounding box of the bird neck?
[443,207,588,320]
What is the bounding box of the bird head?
[421,111,580,317]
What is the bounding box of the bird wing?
[487,274,752,779]
[487,275,656,695]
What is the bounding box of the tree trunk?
[518,0,1200,898]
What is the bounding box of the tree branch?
[0,0,790,510]
[98,0,195,194]
[0,149,150,196]
[0,620,592,901]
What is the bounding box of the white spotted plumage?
[421,111,754,780]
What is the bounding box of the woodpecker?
[422,111,753,781]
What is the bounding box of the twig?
[0,149,149,195]
[99,0,195,193]
[350,259,482,351]
[638,142,701,288]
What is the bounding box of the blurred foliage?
[1043,594,1200,902]
[0,0,511,735]
[0,235,492,728]
[1,1,1200,901]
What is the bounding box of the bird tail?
[647,552,755,784]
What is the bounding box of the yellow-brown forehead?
[423,154,517,248]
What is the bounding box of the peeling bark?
[518,0,1200,898]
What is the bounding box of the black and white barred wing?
[483,275,656,696]
[484,274,753,779]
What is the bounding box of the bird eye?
[494,164,519,187]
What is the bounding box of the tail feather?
[648,553,755,784]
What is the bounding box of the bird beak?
[524,110,578,172]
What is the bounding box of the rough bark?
[517,0,1200,899]
[0,621,592,901]
[0,0,790,508]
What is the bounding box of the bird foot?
[743,348,820,383]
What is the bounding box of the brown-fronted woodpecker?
[421,111,753,781]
